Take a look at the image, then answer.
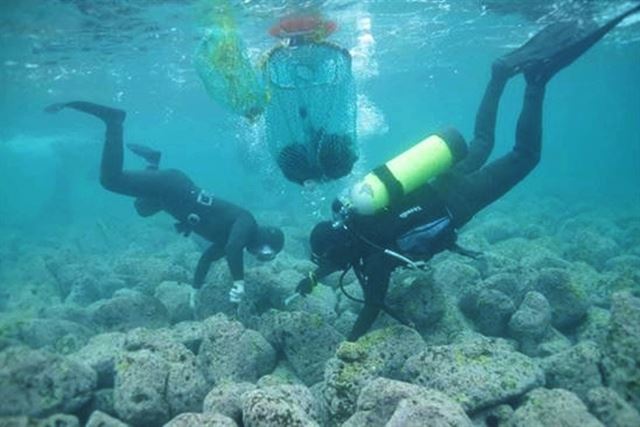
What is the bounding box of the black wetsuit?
[80,102,260,286]
[316,70,545,341]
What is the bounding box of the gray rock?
[473,289,515,337]
[154,281,194,324]
[402,338,544,412]
[0,416,30,427]
[585,387,640,427]
[112,256,190,294]
[343,378,471,427]
[162,412,237,427]
[35,414,80,427]
[256,362,303,388]
[471,405,514,427]
[481,273,531,306]
[197,314,276,385]
[69,332,125,388]
[86,411,129,427]
[541,341,602,400]
[170,321,204,354]
[386,271,446,333]
[242,385,319,427]
[82,389,117,420]
[576,307,611,349]
[508,291,551,356]
[203,382,256,423]
[602,291,640,409]
[0,346,97,417]
[535,327,572,357]
[533,268,589,331]
[508,388,604,427]
[89,291,169,332]
[114,328,208,426]
[564,229,619,270]
[114,349,170,426]
[17,318,94,353]
[431,259,481,296]
[322,326,425,425]
[38,304,92,325]
[257,310,343,385]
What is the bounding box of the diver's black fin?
[497,4,640,82]
[127,143,161,167]
[45,101,125,124]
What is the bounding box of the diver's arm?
[224,214,257,282]
[348,255,392,341]
[193,243,225,288]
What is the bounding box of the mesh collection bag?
[263,42,357,184]
[195,1,266,120]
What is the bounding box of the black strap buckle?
[196,190,213,206]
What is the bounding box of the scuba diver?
[44,101,284,303]
[293,5,640,341]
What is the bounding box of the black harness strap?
[372,165,404,206]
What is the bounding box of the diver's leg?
[496,4,640,82]
[453,64,509,174]
[45,101,168,198]
[436,80,545,226]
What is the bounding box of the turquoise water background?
[1,0,639,234]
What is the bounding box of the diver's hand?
[44,103,67,114]
[229,280,245,303]
[296,272,317,296]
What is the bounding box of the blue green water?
[1,0,638,234]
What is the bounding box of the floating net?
[263,42,357,184]
[195,1,266,120]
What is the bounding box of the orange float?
[269,15,337,39]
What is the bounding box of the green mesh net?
[263,42,358,184]
[195,5,266,120]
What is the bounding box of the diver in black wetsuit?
[45,101,284,303]
[294,6,640,341]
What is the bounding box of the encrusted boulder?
[602,291,640,409]
[197,314,276,385]
[69,332,126,388]
[343,378,472,427]
[541,340,602,400]
[0,346,97,417]
[402,338,544,412]
[86,411,130,427]
[322,326,425,425]
[88,290,169,332]
[153,281,194,324]
[162,412,237,427]
[114,328,208,426]
[585,387,640,427]
[507,388,604,427]
[242,385,319,427]
[533,268,589,331]
[16,318,94,354]
[508,291,552,355]
[203,382,257,423]
[257,310,343,385]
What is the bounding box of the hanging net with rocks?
[263,39,358,186]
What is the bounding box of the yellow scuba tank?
[347,128,467,215]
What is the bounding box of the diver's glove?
[229,280,245,303]
[296,272,318,296]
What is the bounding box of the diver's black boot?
[497,4,640,82]
[45,101,126,124]
[127,143,161,168]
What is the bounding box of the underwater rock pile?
[0,198,639,426]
